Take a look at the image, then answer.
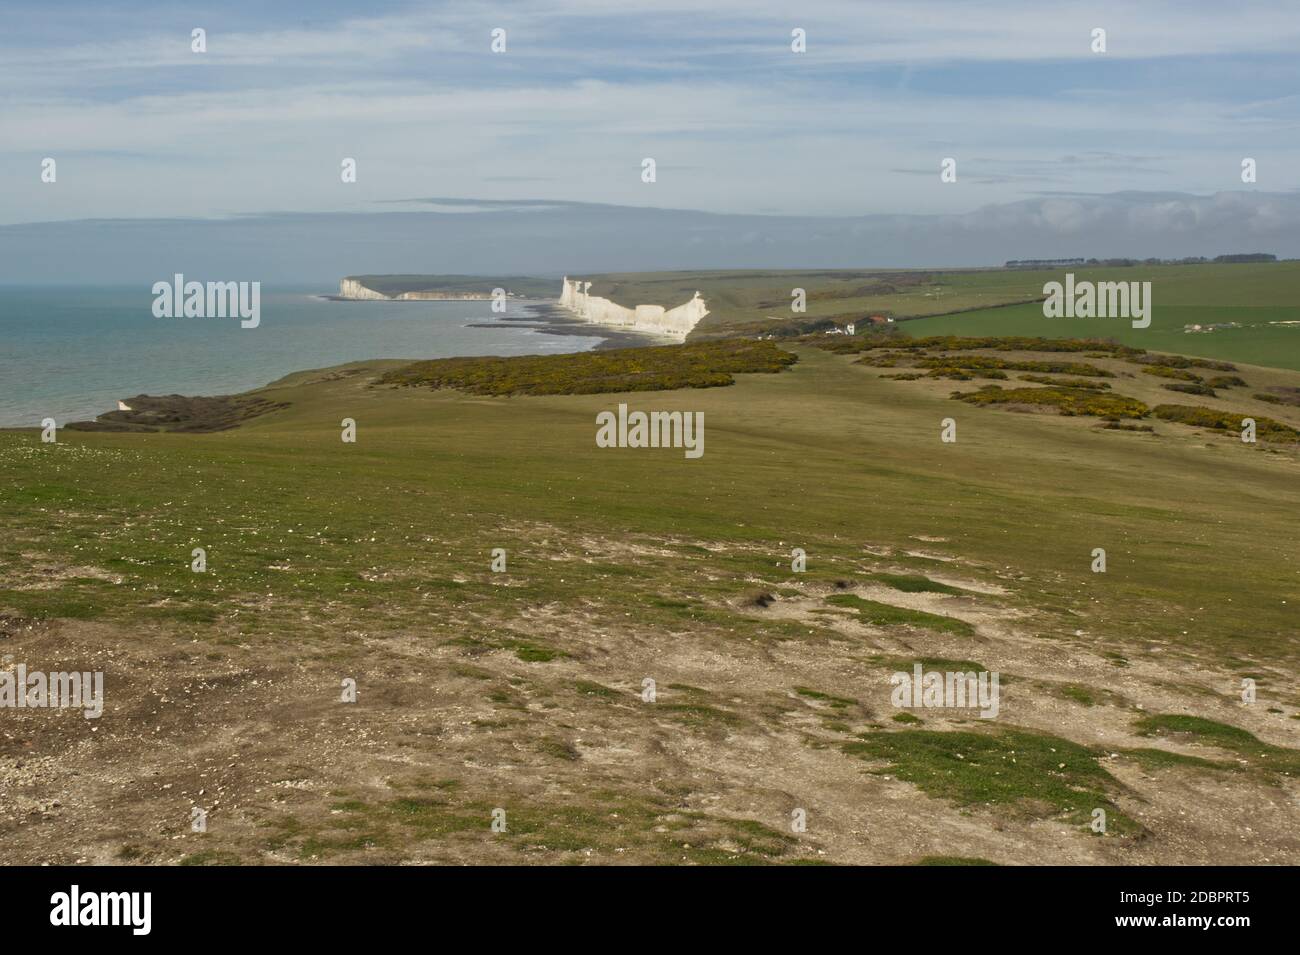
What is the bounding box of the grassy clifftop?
[345,274,557,298]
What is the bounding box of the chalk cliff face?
[339,278,391,300]
[337,278,491,301]
[558,277,707,338]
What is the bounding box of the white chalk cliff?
[558,277,707,339]
[339,278,391,300]
[337,278,492,301]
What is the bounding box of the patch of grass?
[573,679,621,699]
[869,654,988,673]
[868,572,969,595]
[1058,684,1101,707]
[794,686,856,709]
[914,855,998,865]
[1133,714,1300,776]
[844,727,1137,831]
[892,712,923,725]
[178,849,245,866]
[1119,747,1230,773]
[659,702,743,727]
[380,339,797,396]
[511,641,561,662]
[538,737,582,761]
[827,593,974,635]
[454,632,565,662]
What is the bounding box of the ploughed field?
[1,333,1297,865]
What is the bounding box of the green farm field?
[906,301,1300,371]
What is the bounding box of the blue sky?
[1,0,1297,227]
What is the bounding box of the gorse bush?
[954,386,1150,419]
[1132,354,1237,371]
[1153,404,1300,443]
[1206,375,1247,388]
[1142,365,1202,381]
[380,339,798,396]
[925,366,1008,380]
[1019,375,1110,390]
[914,355,1114,377]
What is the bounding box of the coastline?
[1,287,668,430]
[4,292,673,432]
[467,301,681,351]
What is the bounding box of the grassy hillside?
[2,333,1297,865]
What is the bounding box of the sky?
[0,1,1296,275]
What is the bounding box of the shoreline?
[467,302,680,351]
[18,298,671,432]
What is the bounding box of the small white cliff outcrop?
[339,278,391,300]
[558,277,707,338]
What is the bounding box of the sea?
[0,286,601,428]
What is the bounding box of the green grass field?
[906,301,1300,371]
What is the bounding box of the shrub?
[1142,365,1202,381]
[1162,382,1217,397]
[1153,404,1300,443]
[916,356,1113,377]
[1257,387,1300,407]
[380,339,798,396]
[1206,375,1247,388]
[925,366,1007,380]
[1020,375,1110,390]
[1132,354,1236,371]
[955,386,1149,419]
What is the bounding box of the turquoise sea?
[0,286,599,428]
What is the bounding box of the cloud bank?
[2,191,1293,284]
